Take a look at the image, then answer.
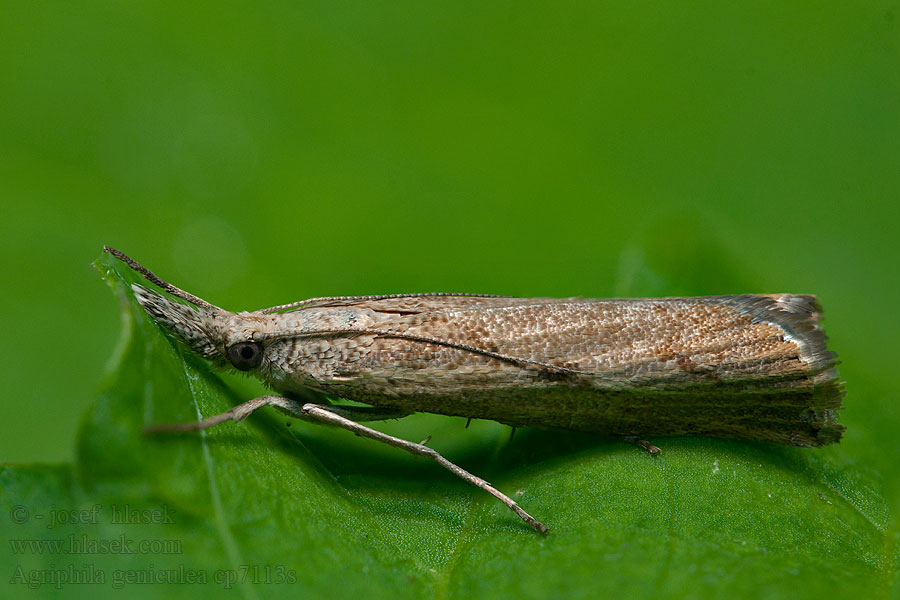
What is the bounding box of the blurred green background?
[1,0,897,499]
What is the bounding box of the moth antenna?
[255,292,512,314]
[104,246,222,311]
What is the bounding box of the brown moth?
[104,246,844,534]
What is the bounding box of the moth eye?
[226,342,264,371]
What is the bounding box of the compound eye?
[226,341,264,371]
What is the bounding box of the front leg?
[144,395,306,432]
[143,396,410,433]
[144,396,548,534]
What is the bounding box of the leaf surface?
[1,251,895,599]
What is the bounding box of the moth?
[105,246,844,534]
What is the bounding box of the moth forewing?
[105,246,844,534]
[256,294,842,447]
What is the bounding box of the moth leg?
[144,394,306,433]
[300,403,549,535]
[615,435,661,456]
[144,397,547,533]
[313,404,413,423]
[143,396,410,432]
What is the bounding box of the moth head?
[108,246,280,374]
[132,284,224,360]
[133,284,271,371]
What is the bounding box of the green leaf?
[1,250,896,599]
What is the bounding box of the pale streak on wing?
[291,295,578,313]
